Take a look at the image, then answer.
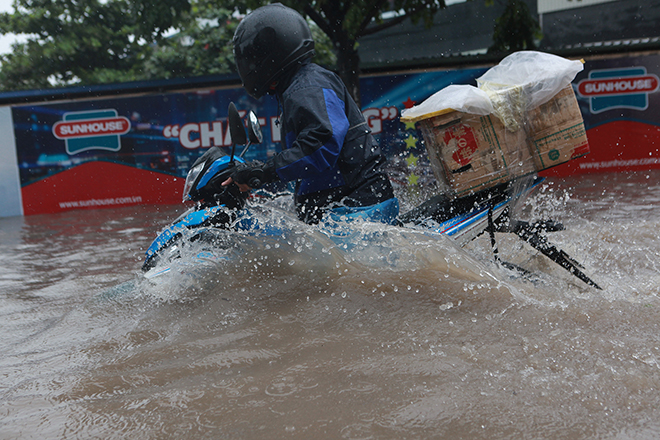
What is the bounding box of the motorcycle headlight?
[182,162,205,202]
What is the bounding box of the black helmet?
[233,3,315,98]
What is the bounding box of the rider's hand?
[221,176,252,192]
[221,161,276,191]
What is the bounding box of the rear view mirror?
[227,102,247,146]
[247,111,263,144]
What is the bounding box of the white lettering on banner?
[363,106,399,134]
[53,117,130,139]
[584,79,654,94]
[579,158,660,170]
[363,108,381,133]
[179,123,200,149]
[200,122,224,147]
[58,196,143,209]
[270,117,281,143]
[162,106,399,149]
[224,126,232,146]
[163,125,179,138]
[578,75,659,97]
[163,122,225,149]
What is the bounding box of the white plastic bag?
[400,84,494,122]
[400,51,584,131]
[476,51,584,110]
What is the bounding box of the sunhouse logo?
[577,67,659,114]
[52,109,131,154]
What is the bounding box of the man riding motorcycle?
[223,3,399,225]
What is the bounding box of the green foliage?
[0,0,341,92]
[0,0,192,91]
[0,0,452,98]
[143,5,238,79]
[142,3,334,79]
[0,0,540,99]
[309,21,336,68]
[0,0,448,98]
[489,0,541,53]
[205,1,447,103]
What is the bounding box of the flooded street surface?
[1,170,660,439]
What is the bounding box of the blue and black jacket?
[269,62,394,223]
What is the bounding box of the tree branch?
[303,3,334,38]
[360,12,413,37]
[356,0,389,37]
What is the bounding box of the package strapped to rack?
[401,51,590,196]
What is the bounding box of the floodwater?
[1,170,660,440]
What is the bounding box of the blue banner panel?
[7,53,660,215]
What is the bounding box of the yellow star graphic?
[407,173,419,186]
[404,134,418,149]
[403,120,416,131]
[405,154,418,167]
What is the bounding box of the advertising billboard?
[1,52,658,217]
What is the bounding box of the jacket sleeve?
[272,86,349,182]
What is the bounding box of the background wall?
[0,107,22,217]
[1,51,659,218]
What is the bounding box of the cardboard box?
[418,85,589,196]
[420,111,534,196]
[525,86,590,169]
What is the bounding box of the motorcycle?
[141,102,600,289]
